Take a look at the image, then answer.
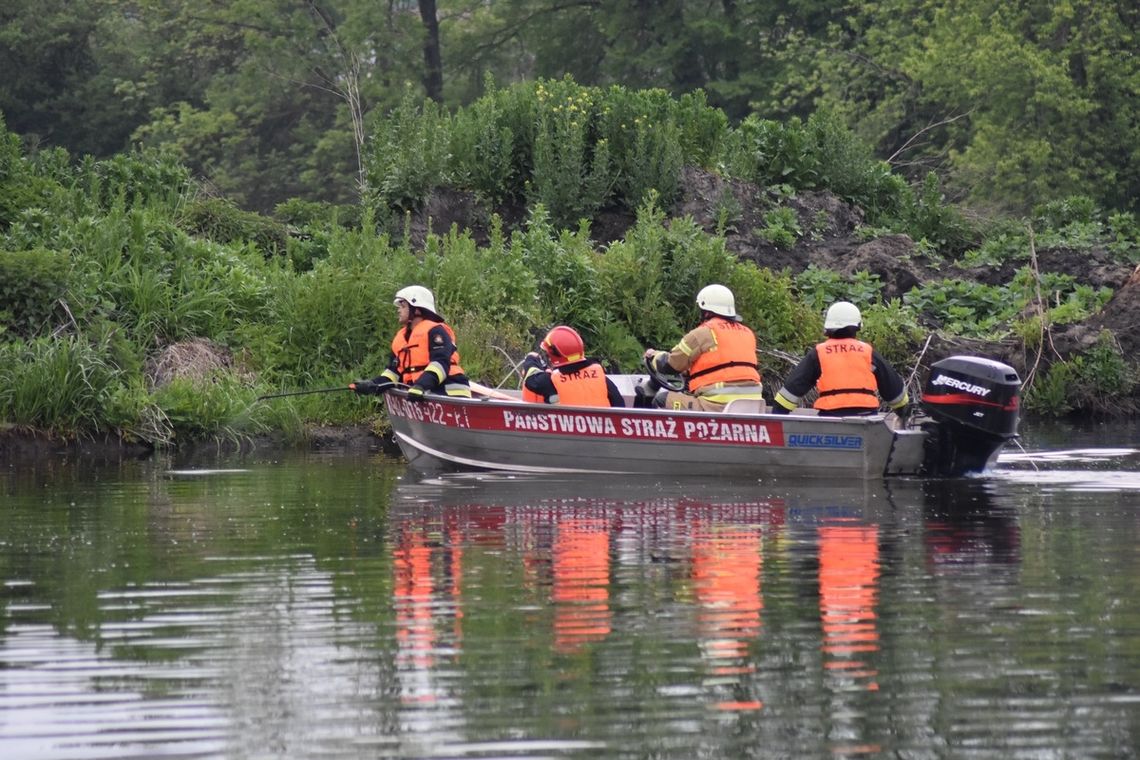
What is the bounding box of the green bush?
[959,222,1031,267]
[1106,211,1139,262]
[1033,195,1098,229]
[794,265,883,313]
[423,225,541,329]
[515,208,609,339]
[1024,360,1074,417]
[364,88,451,213]
[273,197,361,230]
[728,265,819,355]
[595,198,739,349]
[266,243,411,382]
[529,78,615,227]
[84,150,192,211]
[179,196,289,254]
[0,248,69,338]
[0,336,127,435]
[756,206,802,248]
[900,172,976,255]
[1025,332,1136,417]
[448,75,521,205]
[77,214,269,348]
[594,86,687,209]
[153,373,268,443]
[596,239,680,350]
[722,111,909,223]
[723,115,817,190]
[859,300,926,370]
[903,279,1014,337]
[1008,268,1112,326]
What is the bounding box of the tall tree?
[0,0,140,155]
[128,0,425,209]
[783,0,1140,211]
[419,0,443,101]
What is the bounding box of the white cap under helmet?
[824,301,862,330]
[393,285,437,315]
[696,284,738,320]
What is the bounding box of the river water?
[1,422,1138,759]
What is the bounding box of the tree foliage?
[0,0,1136,214]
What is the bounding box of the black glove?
[521,351,548,373]
[351,379,376,395]
[405,386,426,402]
[351,378,394,396]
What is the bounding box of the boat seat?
[722,398,767,414]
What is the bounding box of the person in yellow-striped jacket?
[640,284,765,412]
[351,285,471,401]
[771,301,908,417]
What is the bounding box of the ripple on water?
[995,446,1140,491]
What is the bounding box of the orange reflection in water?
[818,524,880,691]
[692,525,763,661]
[393,528,437,671]
[552,518,612,653]
[692,524,764,712]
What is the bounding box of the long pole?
[256,386,354,401]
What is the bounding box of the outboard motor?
[920,356,1021,476]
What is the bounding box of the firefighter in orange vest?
[351,285,471,401]
[520,326,625,407]
[771,301,908,417]
[639,284,765,411]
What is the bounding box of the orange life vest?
[814,339,877,411]
[686,318,761,393]
[551,363,611,406]
[521,387,543,403]
[391,320,465,385]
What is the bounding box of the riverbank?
[0,423,399,466]
[4,412,1127,467]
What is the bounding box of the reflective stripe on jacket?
[391,320,466,387]
[686,318,761,393]
[813,339,877,411]
[551,364,611,406]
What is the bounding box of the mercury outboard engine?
[920,356,1021,476]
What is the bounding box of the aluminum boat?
[383,356,1021,480]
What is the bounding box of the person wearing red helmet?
[520,326,625,407]
[351,285,471,401]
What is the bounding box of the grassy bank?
[2,80,1137,446]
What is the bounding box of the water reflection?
[551,518,612,653]
[386,476,949,723]
[923,480,1021,569]
[818,522,880,692]
[4,441,1139,758]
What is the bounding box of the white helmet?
[824,301,862,331]
[393,285,436,314]
[696,284,737,319]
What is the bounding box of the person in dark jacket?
[351,285,470,401]
[521,326,625,407]
[772,301,908,417]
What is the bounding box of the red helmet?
[540,326,586,367]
